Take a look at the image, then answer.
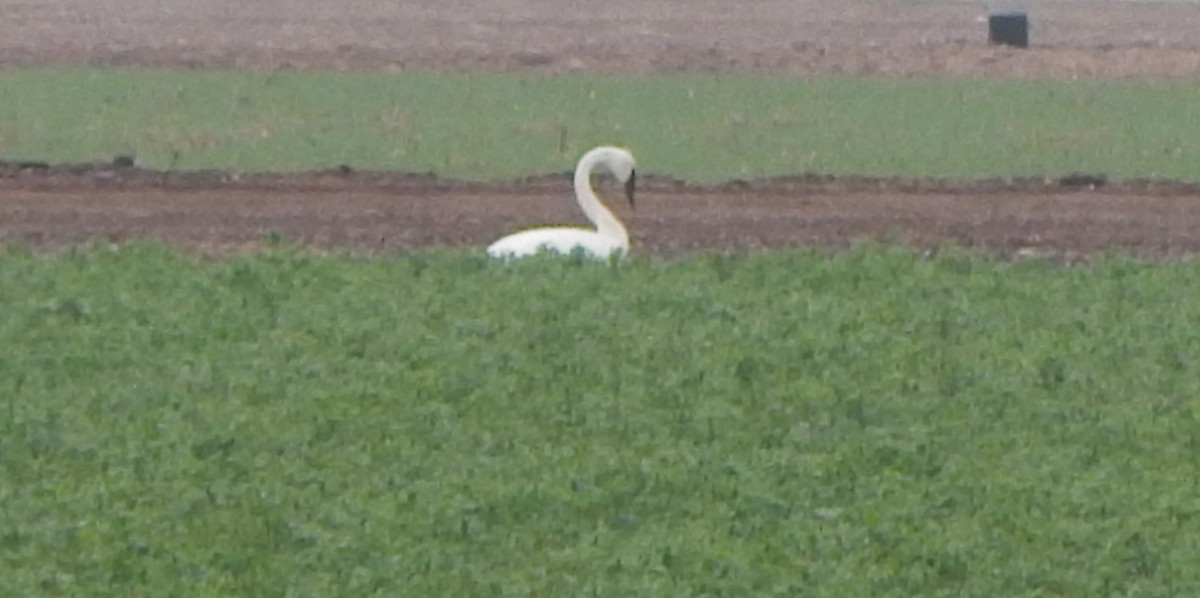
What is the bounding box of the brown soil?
[4,0,1200,258]
[3,162,1200,260]
[5,0,1200,77]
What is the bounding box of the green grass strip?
[2,243,1199,595]
[1,69,1199,181]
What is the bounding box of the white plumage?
[487,146,637,260]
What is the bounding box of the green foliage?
[2,243,1200,596]
[2,69,1200,180]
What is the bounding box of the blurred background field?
[3,69,1199,181]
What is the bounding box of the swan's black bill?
[625,170,637,210]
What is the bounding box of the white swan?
[487,146,636,260]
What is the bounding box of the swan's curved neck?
[574,149,628,245]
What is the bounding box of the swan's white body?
[487,146,637,260]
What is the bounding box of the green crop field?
[3,243,1200,596]
[2,69,1200,181]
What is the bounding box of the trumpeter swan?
[486,146,636,260]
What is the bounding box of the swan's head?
[593,146,637,209]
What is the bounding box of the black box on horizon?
[988,12,1029,48]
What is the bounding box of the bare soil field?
[3,162,1200,259]
[3,0,1200,257]
[7,0,1200,78]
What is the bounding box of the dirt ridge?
[6,159,1200,198]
